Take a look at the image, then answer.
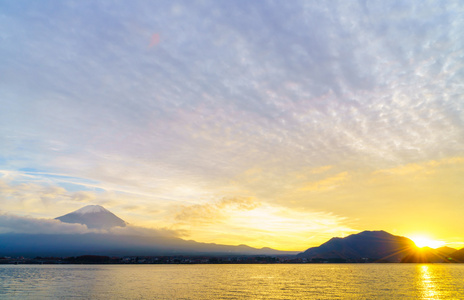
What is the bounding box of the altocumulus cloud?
[1,0,463,193]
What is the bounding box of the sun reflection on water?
[418,265,438,299]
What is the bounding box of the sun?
[409,235,445,249]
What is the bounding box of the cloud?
[2,1,463,189]
[70,191,97,202]
[175,197,260,225]
[0,174,98,211]
[373,157,464,176]
[299,172,349,192]
[0,211,182,238]
[311,165,333,174]
[108,224,183,239]
[0,213,90,234]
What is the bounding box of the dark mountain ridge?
[297,231,463,263]
[448,248,464,263]
[298,230,418,262]
[0,233,297,257]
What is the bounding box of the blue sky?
[1,0,464,250]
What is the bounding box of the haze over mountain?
[0,205,296,257]
[55,205,127,229]
[0,233,296,257]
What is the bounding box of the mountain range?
[0,205,296,257]
[1,205,463,261]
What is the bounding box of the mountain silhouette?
[436,246,458,256]
[0,233,297,257]
[298,230,417,262]
[448,248,464,263]
[56,205,126,229]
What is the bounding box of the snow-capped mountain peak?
[73,205,109,215]
[56,205,126,229]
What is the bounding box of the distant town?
[0,255,408,265]
[0,253,460,265]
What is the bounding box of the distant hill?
[56,205,126,229]
[436,246,458,256]
[297,230,417,262]
[448,248,464,263]
[0,233,297,257]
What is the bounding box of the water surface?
[1,264,463,299]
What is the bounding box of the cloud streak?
[299,172,349,192]
[373,157,464,176]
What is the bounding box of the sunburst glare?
[409,235,445,249]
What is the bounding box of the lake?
[1,264,463,299]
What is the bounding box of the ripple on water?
[1,264,464,299]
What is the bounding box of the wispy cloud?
[0,174,98,213]
[311,165,333,174]
[299,172,349,192]
[175,197,260,225]
[373,157,464,176]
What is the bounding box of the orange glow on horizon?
[409,235,446,249]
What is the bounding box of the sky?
[1,0,464,251]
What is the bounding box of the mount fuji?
[55,205,126,229]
